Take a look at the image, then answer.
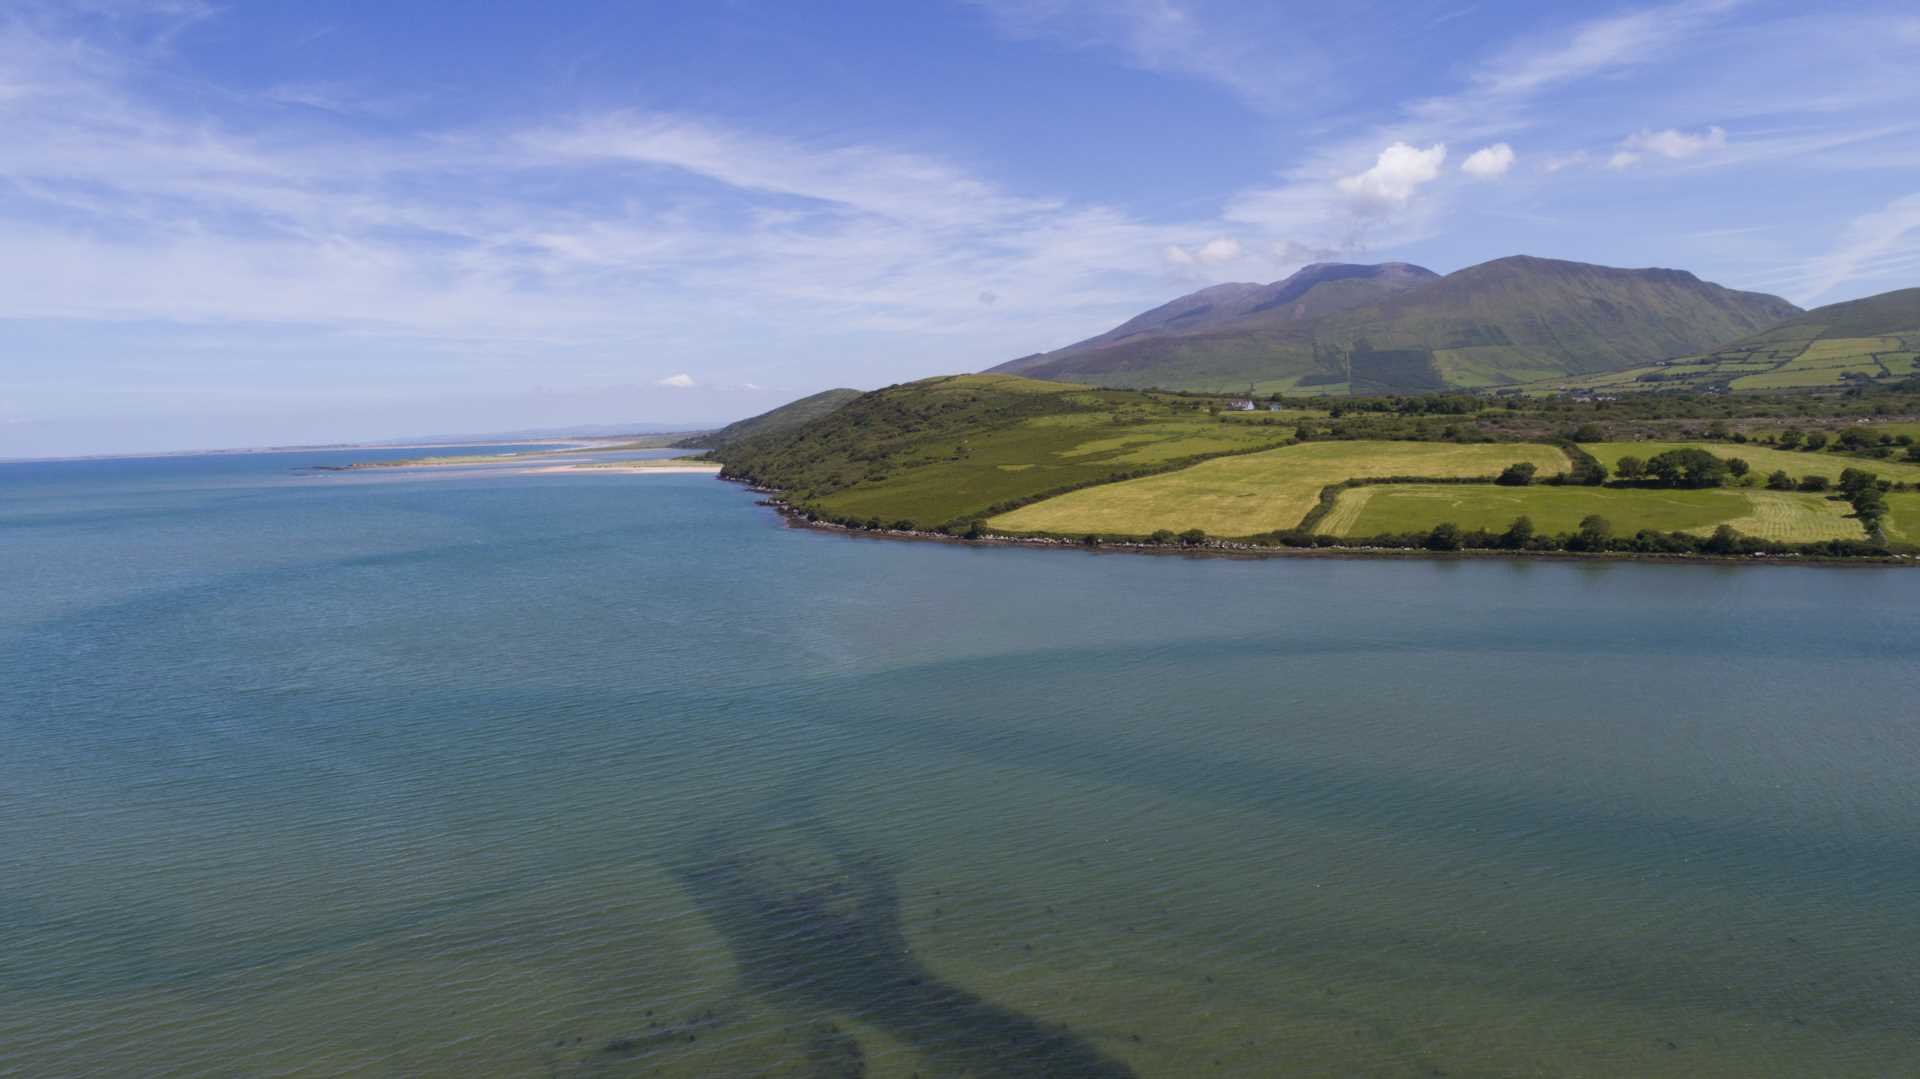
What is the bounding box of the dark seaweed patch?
[673,817,1135,1078]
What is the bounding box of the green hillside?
[675,388,862,450]
[710,374,1314,528]
[1000,256,1800,394]
[1542,287,1920,394]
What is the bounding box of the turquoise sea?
[4,448,1919,1077]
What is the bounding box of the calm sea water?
[4,449,1919,1077]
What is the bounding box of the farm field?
[1880,494,1920,543]
[1321,485,1863,542]
[1583,442,1920,485]
[989,440,1570,537]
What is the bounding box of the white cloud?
[1621,125,1728,161]
[1609,125,1729,169]
[1196,236,1242,262]
[1336,142,1448,207]
[657,373,696,388]
[1461,142,1515,179]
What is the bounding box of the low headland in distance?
[690,262,1920,565]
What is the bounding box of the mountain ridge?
[995,255,1802,394]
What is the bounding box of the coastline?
[733,479,1915,569]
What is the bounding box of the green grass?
[1882,493,1920,543]
[1322,485,1862,542]
[989,440,1570,538]
[1584,442,1920,485]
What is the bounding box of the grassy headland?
[707,374,1920,561]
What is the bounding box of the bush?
[1499,515,1534,550]
[1425,523,1462,551]
[1766,470,1794,491]
[1567,514,1612,551]
[1570,422,1607,442]
[1803,432,1830,451]
[1779,428,1804,449]
[1178,528,1208,546]
[1646,448,1730,488]
[1727,457,1750,478]
[1615,455,1646,481]
[1798,475,1830,492]
[1495,462,1538,486]
[1838,468,1880,497]
[1149,529,1177,545]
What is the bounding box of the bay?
[3,450,1917,1077]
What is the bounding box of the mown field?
[1322,485,1863,542]
[989,441,1570,538]
[1583,442,1920,484]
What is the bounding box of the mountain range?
[992,256,1804,394]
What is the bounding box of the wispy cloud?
[1793,192,1920,301]
[966,0,1328,112]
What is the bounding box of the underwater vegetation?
[672,813,1137,1078]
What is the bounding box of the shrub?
[1500,515,1535,550]
[1766,470,1794,491]
[1567,514,1613,551]
[1646,448,1730,488]
[1178,528,1208,546]
[1614,455,1646,481]
[1425,523,1462,551]
[1798,475,1830,492]
[1804,432,1830,451]
[1495,462,1538,486]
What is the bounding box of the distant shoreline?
[1,438,610,466]
[520,463,721,475]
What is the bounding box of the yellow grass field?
[989,440,1570,537]
[1702,490,1864,542]
[1319,485,1862,542]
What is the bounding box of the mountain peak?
[992,261,1438,374]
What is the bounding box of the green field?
[1880,493,1920,543]
[1584,442,1920,485]
[1323,484,1864,542]
[989,441,1570,537]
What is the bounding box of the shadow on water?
[671,809,1138,1079]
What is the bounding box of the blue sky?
[3,0,1918,455]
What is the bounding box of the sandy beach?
[520,463,721,475]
